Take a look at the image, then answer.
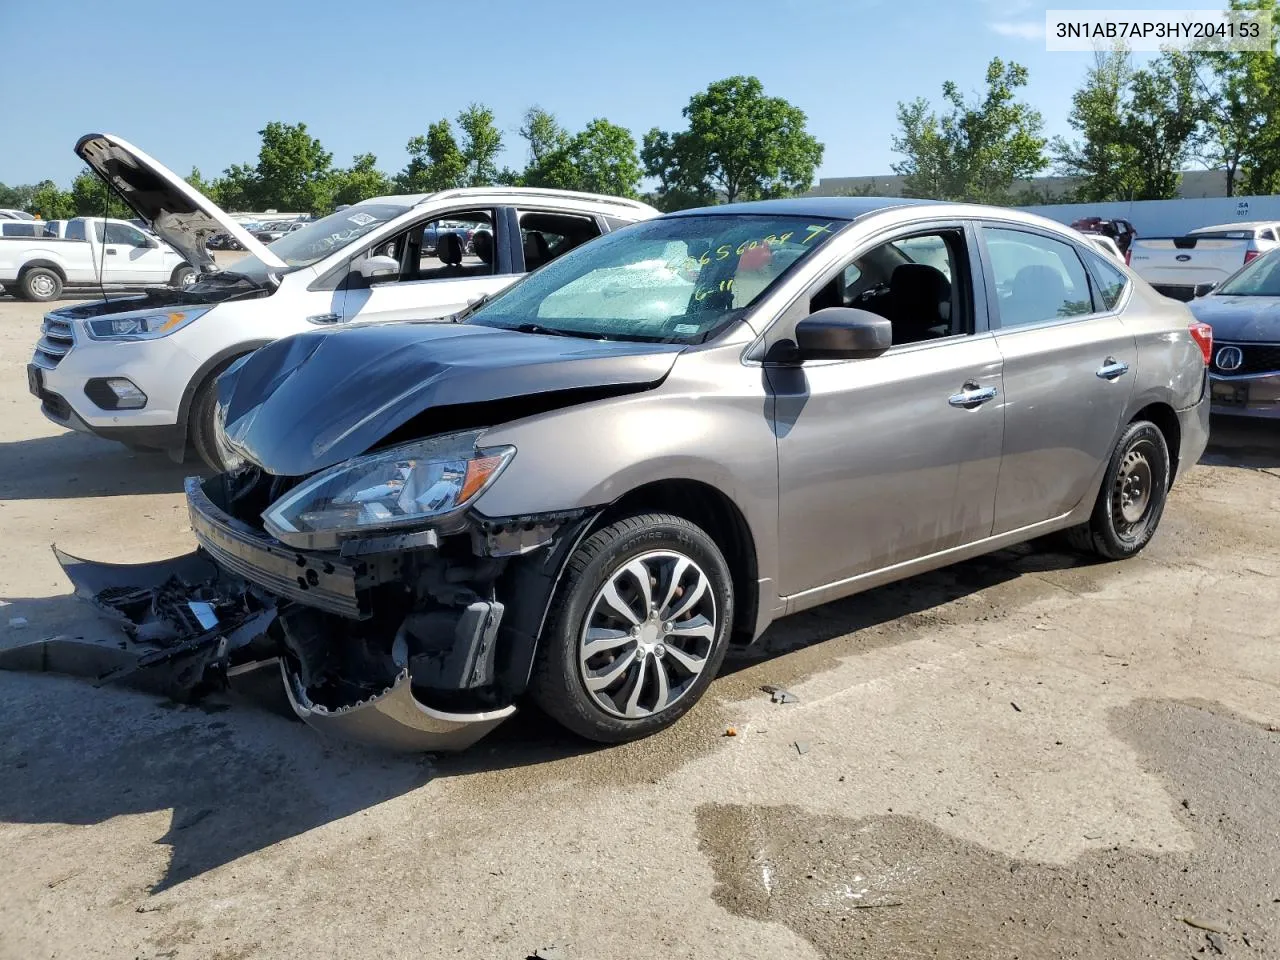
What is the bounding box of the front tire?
[171,265,196,289]
[20,267,62,302]
[1065,420,1170,560]
[188,366,242,472]
[528,513,734,743]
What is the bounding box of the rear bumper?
[1176,391,1212,477]
[1208,371,1280,419]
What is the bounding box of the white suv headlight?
[261,431,514,550]
[84,307,210,341]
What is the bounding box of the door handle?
[1096,358,1129,380]
[306,312,342,325]
[948,381,998,409]
[105,249,117,255]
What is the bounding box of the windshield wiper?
[511,322,602,340]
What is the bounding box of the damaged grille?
[32,315,74,369]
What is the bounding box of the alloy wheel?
[578,550,717,719]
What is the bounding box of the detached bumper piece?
[0,547,276,700]
[0,477,526,752]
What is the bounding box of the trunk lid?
[75,133,285,274]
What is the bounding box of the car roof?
[664,196,941,220]
[361,186,659,217]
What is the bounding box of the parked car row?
[11,131,1219,756]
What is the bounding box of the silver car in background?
[25,198,1214,752]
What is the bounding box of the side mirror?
[1193,281,1218,298]
[795,307,893,360]
[359,254,399,280]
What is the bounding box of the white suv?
[28,133,658,469]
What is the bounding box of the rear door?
[978,224,1136,534]
[340,207,517,323]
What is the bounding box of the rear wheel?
[20,267,62,302]
[528,513,734,743]
[1065,420,1170,560]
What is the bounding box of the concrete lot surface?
[1,293,1279,959]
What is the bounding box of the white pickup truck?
[1128,220,1280,301]
[0,216,194,301]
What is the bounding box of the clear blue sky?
[0,0,1216,189]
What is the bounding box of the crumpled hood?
[75,133,283,273]
[218,321,684,476]
[1188,295,1280,342]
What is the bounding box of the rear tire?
[528,513,734,743]
[20,267,62,302]
[1064,420,1170,560]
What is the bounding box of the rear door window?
[982,227,1094,328]
[517,210,603,272]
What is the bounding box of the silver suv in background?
[26,198,1213,753]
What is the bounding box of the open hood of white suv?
[75,133,286,274]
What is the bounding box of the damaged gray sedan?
[17,197,1213,751]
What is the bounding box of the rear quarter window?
[1085,252,1129,309]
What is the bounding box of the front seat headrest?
[472,229,494,266]
[523,230,551,270]
[437,232,464,266]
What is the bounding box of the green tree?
[70,168,124,216]
[892,58,1048,203]
[525,118,643,197]
[456,103,504,187]
[0,182,37,211]
[1194,0,1280,195]
[643,76,824,206]
[210,163,257,211]
[329,153,393,207]
[29,180,75,220]
[185,167,213,195]
[252,121,335,213]
[399,119,467,192]
[1053,48,1139,201]
[640,129,712,211]
[519,106,569,167]
[1121,52,1202,199]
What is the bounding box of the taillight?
[1124,248,1132,265]
[1189,320,1213,365]
[1245,248,1260,264]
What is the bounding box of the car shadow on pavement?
[0,430,201,499]
[0,539,1090,895]
[1201,415,1280,469]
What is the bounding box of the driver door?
[769,221,1005,601]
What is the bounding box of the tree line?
[0,75,824,220]
[2,0,1277,220]
[892,0,1279,204]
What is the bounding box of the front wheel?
[1065,420,1170,560]
[171,265,196,289]
[188,366,243,472]
[528,513,734,743]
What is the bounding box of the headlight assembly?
[84,307,210,341]
[261,431,513,550]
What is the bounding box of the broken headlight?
[261,431,513,550]
[84,307,210,341]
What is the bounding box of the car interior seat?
[522,230,551,271]
[436,232,466,277]
[888,263,952,343]
[471,229,494,274]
